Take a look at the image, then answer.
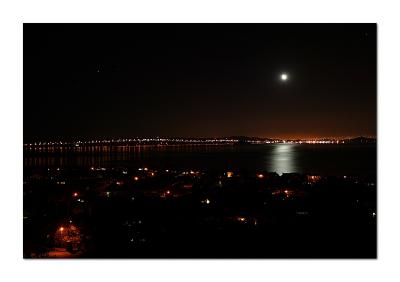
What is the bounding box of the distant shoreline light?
[24,136,376,147]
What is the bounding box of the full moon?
[281,73,288,81]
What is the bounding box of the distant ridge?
[342,136,376,144]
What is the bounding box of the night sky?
[24,24,376,141]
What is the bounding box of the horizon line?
[23,135,377,143]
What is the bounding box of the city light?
[24,136,373,147]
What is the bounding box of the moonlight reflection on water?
[268,144,298,175]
